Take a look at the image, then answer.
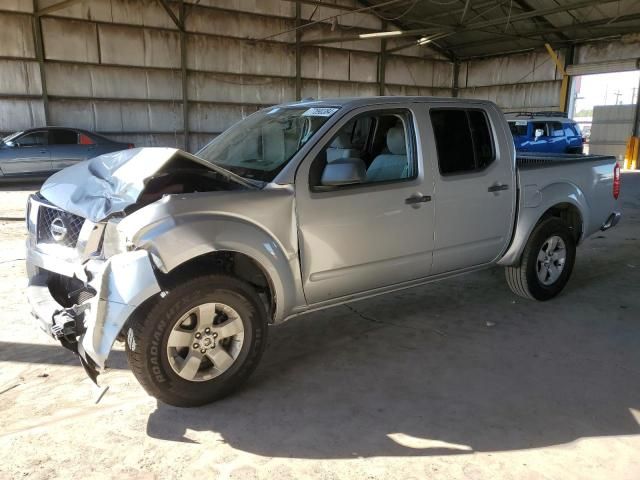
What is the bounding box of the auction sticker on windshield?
[302,107,338,117]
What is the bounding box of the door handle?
[405,194,432,206]
[488,184,509,193]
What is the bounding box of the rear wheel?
[125,274,267,407]
[505,218,576,301]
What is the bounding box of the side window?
[309,109,416,190]
[49,129,79,145]
[508,121,528,136]
[16,131,47,146]
[549,122,564,137]
[430,108,495,175]
[531,122,547,137]
[565,124,580,137]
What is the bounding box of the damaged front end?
[25,147,250,381]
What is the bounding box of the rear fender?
[497,182,588,266]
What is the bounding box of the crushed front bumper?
[26,247,161,379]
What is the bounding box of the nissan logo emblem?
[50,217,68,242]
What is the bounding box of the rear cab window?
[430,108,495,175]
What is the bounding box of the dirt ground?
[1,174,639,480]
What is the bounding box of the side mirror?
[321,158,366,186]
[3,141,15,147]
[534,128,544,140]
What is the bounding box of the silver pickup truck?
[26,97,621,406]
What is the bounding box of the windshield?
[196,106,339,182]
[1,131,23,144]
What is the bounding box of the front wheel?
[125,274,268,407]
[505,218,576,301]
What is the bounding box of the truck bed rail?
[516,153,616,169]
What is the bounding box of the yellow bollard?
[625,137,633,169]
[631,136,640,170]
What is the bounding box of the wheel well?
[157,251,275,321]
[540,203,583,242]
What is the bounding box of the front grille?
[37,206,85,248]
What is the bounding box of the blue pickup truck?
[506,112,584,154]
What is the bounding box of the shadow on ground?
[145,256,640,458]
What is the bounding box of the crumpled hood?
[39,147,232,223]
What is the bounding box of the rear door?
[564,123,583,152]
[0,130,51,175]
[295,103,436,304]
[428,105,516,274]
[49,129,94,170]
[547,121,568,153]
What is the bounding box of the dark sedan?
[0,127,133,180]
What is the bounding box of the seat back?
[365,126,408,182]
[326,133,361,163]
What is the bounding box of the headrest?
[330,133,352,149]
[386,126,406,155]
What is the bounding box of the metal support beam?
[378,21,387,96]
[544,43,569,112]
[295,1,302,100]
[158,0,183,30]
[633,75,640,137]
[179,0,188,150]
[32,1,49,124]
[452,61,460,97]
[36,0,85,16]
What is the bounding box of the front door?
[295,104,436,305]
[0,130,51,176]
[428,105,516,274]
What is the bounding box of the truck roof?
[276,96,499,109]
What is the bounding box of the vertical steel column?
[452,61,460,98]
[378,22,387,96]
[179,0,189,150]
[295,1,302,101]
[633,74,640,137]
[32,1,49,125]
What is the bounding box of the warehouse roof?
[310,0,640,61]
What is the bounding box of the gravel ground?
[0,175,639,480]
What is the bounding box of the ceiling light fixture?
[359,30,403,39]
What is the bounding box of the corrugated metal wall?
[590,104,639,160]
[457,50,564,112]
[456,37,640,114]
[0,0,454,152]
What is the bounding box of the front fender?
[497,181,589,266]
[128,214,304,323]
[79,250,161,369]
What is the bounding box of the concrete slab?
[1,173,639,479]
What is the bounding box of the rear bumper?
[26,247,161,373]
[600,212,621,231]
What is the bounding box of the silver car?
[25,97,621,406]
[0,127,132,180]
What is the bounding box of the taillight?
[127,143,134,149]
[613,163,620,199]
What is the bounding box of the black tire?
[505,218,576,301]
[125,274,268,407]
